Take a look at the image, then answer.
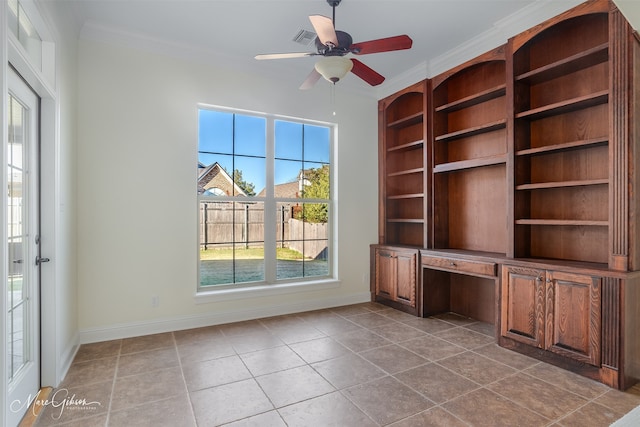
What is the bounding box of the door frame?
[2,1,59,425]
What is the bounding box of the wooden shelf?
[387,218,424,224]
[516,137,608,156]
[435,119,507,142]
[433,154,507,173]
[515,91,608,120]
[388,167,424,177]
[387,193,424,200]
[387,111,424,128]
[516,179,608,191]
[435,84,506,113]
[515,43,609,85]
[515,219,608,226]
[387,139,423,152]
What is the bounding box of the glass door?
[6,67,40,427]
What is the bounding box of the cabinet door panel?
[546,271,601,366]
[396,251,417,307]
[501,267,545,347]
[376,250,396,300]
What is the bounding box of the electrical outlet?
[151,295,159,308]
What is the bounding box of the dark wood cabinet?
[500,266,545,348]
[372,0,640,389]
[378,80,428,248]
[372,79,427,315]
[371,245,421,316]
[431,45,508,255]
[509,0,612,266]
[501,265,601,366]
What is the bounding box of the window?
[198,106,333,290]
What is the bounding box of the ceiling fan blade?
[299,68,322,90]
[309,15,338,46]
[255,52,315,60]
[351,35,413,55]
[350,58,385,86]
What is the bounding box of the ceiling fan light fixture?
[314,56,353,83]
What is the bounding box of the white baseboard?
[78,292,371,344]
[57,333,79,386]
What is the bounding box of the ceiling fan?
[255,0,413,89]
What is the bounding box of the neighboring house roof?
[257,181,300,198]
[198,162,247,196]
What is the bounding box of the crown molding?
[378,0,584,100]
[375,60,427,100]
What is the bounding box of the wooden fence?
[199,202,327,259]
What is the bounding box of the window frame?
[196,104,337,297]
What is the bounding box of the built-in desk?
[420,249,501,328]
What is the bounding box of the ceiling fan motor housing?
[315,30,353,55]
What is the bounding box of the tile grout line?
[103,339,123,426]
[172,332,198,427]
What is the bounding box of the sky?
[198,109,330,195]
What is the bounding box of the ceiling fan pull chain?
[331,83,336,116]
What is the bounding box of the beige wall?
[76,37,378,339]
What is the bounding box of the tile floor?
[33,302,640,426]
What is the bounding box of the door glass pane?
[7,94,27,380]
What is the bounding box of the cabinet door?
[501,266,545,348]
[395,250,417,307]
[375,249,396,300]
[546,271,601,366]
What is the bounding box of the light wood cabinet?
[371,245,421,316]
[501,265,601,366]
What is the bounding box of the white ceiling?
[62,0,640,95]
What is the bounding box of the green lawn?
[200,247,306,261]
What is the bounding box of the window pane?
[235,115,266,157]
[234,156,264,197]
[234,244,264,283]
[306,244,329,277]
[198,154,234,196]
[275,120,302,160]
[200,243,234,286]
[300,202,329,228]
[235,202,264,248]
[303,125,330,163]
[199,202,264,286]
[233,200,264,283]
[300,164,329,200]
[275,159,302,194]
[8,0,19,40]
[277,202,329,280]
[199,109,233,154]
[200,201,232,246]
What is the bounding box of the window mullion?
[264,117,276,283]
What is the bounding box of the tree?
[296,165,329,223]
[233,169,256,196]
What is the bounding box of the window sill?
[194,279,341,304]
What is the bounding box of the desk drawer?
[422,255,497,277]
